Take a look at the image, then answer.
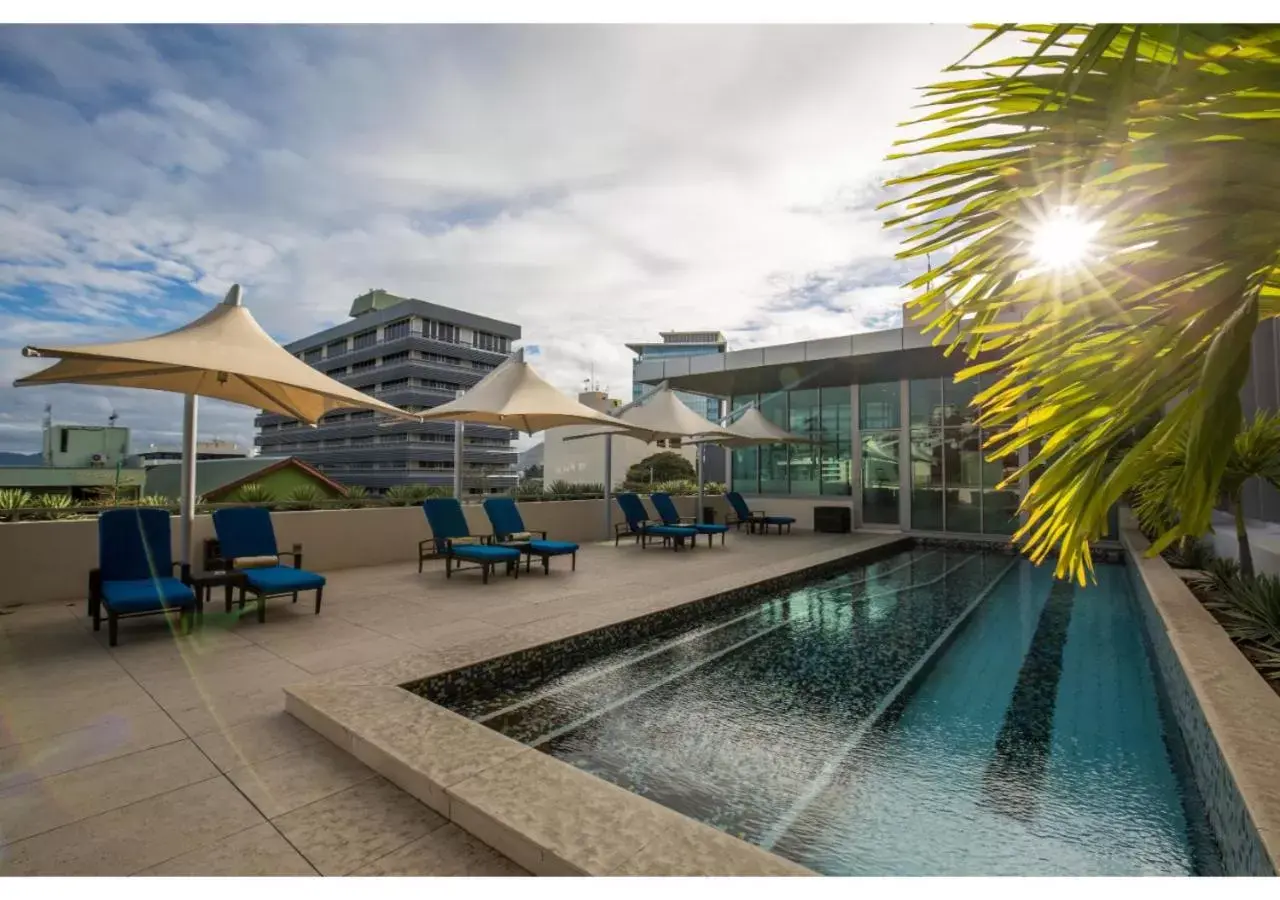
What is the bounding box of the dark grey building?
[254,290,521,493]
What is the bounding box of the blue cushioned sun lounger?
[650,491,730,547]
[212,507,326,621]
[91,508,197,646]
[421,498,522,584]
[725,491,795,535]
[483,496,578,574]
[614,492,698,551]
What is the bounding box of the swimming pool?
[435,546,1221,875]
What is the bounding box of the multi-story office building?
[626,331,728,422]
[627,331,729,484]
[254,290,521,494]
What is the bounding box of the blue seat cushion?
[528,540,578,555]
[644,524,698,537]
[101,577,196,613]
[451,544,522,562]
[244,566,326,594]
[694,524,730,534]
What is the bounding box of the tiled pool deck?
[0,531,894,876]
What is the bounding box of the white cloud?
[0,23,978,453]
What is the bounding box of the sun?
[1029,207,1102,270]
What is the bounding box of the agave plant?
[702,481,726,495]
[286,484,323,510]
[515,480,545,498]
[546,479,574,496]
[233,482,276,505]
[0,488,32,522]
[886,25,1280,582]
[384,484,438,506]
[1203,572,1280,647]
[32,493,73,520]
[341,484,369,508]
[137,495,172,508]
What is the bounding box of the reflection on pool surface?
[443,547,1221,875]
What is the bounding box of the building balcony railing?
[297,330,511,370]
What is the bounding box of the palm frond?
[887,24,1280,582]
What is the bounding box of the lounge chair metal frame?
[613,493,699,551]
[649,491,729,547]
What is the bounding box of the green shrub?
[702,481,726,495]
[233,482,276,505]
[546,479,574,496]
[286,484,323,509]
[137,495,172,508]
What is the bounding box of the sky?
[0,23,979,454]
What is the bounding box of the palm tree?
[885,25,1280,582]
[1133,412,1280,578]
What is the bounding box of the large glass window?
[759,392,789,494]
[911,427,944,530]
[820,386,851,495]
[861,432,900,524]
[729,394,758,494]
[982,429,1021,535]
[944,426,983,533]
[943,375,982,428]
[909,378,943,427]
[787,389,820,495]
[859,381,900,430]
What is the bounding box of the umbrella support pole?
[696,442,704,524]
[453,389,465,500]
[603,434,612,539]
[179,393,198,569]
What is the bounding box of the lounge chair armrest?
[614,521,632,535]
[278,544,304,568]
[676,516,696,524]
[535,530,548,540]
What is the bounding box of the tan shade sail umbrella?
[16,287,415,424]
[413,355,651,436]
[561,387,739,445]
[686,406,815,448]
[15,284,420,565]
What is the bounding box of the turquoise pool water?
[446,547,1221,875]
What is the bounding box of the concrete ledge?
[284,684,813,876]
[1121,525,1280,875]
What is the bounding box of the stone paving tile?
[0,777,265,875]
[0,740,216,846]
[190,710,329,773]
[351,823,528,876]
[137,822,318,876]
[224,739,379,820]
[0,709,187,791]
[272,776,446,875]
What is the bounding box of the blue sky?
[0,23,975,452]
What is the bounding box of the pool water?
[444,547,1221,875]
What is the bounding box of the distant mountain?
[0,452,40,467]
[517,442,544,473]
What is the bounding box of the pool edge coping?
[284,533,910,876]
[1120,524,1280,876]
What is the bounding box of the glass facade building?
[729,375,1025,537]
[628,333,727,422]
